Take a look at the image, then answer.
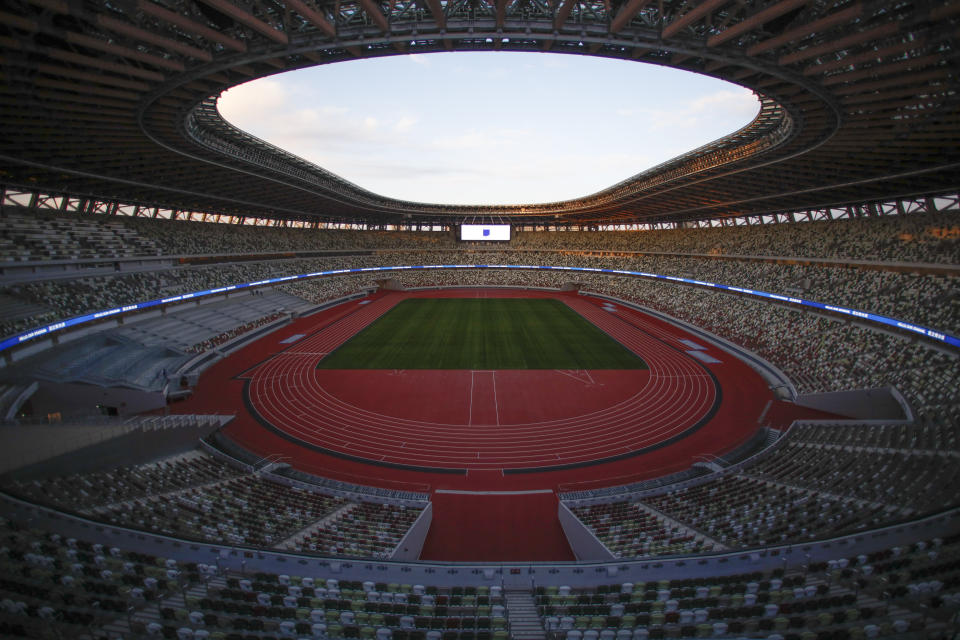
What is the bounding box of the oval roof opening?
[219,52,760,206]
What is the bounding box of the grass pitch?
[317,298,648,370]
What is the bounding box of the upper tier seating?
[5,206,954,263]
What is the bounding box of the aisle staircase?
[505,588,546,640]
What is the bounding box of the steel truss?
[1,0,959,226]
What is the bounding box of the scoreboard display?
[460,224,511,242]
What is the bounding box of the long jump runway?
[239,291,719,473]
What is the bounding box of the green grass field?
[317,298,648,370]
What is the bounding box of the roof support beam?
[195,0,289,44]
[284,0,338,38]
[357,0,391,32]
[805,37,927,76]
[553,0,577,31]
[493,0,508,29]
[779,22,898,65]
[746,3,860,55]
[31,63,151,91]
[137,0,247,52]
[65,32,185,71]
[40,48,166,82]
[610,0,653,33]
[662,0,727,39]
[707,0,808,47]
[420,0,446,30]
[97,15,214,61]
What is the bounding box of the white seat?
[311,609,326,623]
[566,631,583,640]
[280,620,297,637]
[176,628,194,640]
[376,628,392,640]
[583,630,599,640]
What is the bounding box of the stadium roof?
[1,0,958,227]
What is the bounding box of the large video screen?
[460,224,511,242]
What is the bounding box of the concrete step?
[504,589,546,640]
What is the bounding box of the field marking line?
[492,370,500,426]
[468,370,475,426]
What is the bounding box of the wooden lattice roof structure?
[1,0,959,226]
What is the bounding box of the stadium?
[1,0,959,638]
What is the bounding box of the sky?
[218,51,760,206]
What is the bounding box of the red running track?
[172,288,837,560]
[242,291,718,472]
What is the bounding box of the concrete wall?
[558,502,615,562]
[391,503,432,561]
[3,420,220,480]
[795,386,909,421]
[28,380,166,419]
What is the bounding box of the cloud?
[619,88,759,131]
[215,58,761,205]
[217,79,287,122]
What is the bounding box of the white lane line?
[492,371,500,426]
